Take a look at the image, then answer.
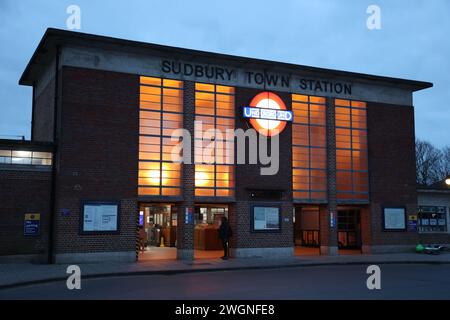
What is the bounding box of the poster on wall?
[383,208,406,230]
[83,203,119,232]
[253,207,280,231]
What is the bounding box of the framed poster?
[383,207,406,231]
[252,206,281,232]
[82,202,119,233]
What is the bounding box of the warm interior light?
[147,170,161,185]
[195,172,210,187]
[15,151,32,158]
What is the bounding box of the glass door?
[337,209,361,249]
[295,207,320,247]
[140,204,176,247]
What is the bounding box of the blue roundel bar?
[243,106,294,122]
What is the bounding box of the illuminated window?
[292,94,327,201]
[335,99,369,201]
[0,149,52,166]
[195,83,235,197]
[139,76,183,196]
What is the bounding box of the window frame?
[194,82,235,198]
[138,76,184,197]
[292,94,327,202]
[335,99,369,202]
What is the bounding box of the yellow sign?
[25,213,41,221]
[24,213,41,236]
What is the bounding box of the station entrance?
[194,204,229,259]
[294,205,363,255]
[137,203,178,261]
[137,203,230,261]
[337,209,362,253]
[294,206,320,256]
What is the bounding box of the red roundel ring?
[249,92,288,137]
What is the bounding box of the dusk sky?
[1,0,449,147]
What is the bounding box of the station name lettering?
[162,60,352,95]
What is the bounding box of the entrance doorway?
[194,204,228,259]
[138,203,178,261]
[337,209,362,254]
[294,206,320,256]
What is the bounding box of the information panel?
[253,207,280,231]
[83,203,119,232]
[383,208,406,230]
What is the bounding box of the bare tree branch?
[415,139,445,186]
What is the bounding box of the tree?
[441,146,450,178]
[415,139,444,186]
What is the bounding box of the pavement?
[1,252,450,290]
[3,264,450,300]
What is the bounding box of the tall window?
[292,94,327,201]
[335,99,369,201]
[138,76,183,196]
[194,83,235,197]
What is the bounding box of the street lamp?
[446,176,450,186]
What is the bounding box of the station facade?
[0,29,440,263]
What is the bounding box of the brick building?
[417,180,450,244]
[0,28,440,263]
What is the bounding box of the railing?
[0,135,26,140]
[300,230,320,247]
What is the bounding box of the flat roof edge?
[19,28,54,86]
[19,28,434,91]
[0,139,54,149]
[417,188,450,193]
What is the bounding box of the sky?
[0,0,449,147]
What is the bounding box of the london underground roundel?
[243,92,293,137]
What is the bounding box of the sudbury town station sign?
[161,59,353,96]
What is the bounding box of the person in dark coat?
[138,225,147,252]
[218,217,232,260]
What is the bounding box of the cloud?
[0,0,448,147]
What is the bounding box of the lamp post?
[445,176,450,186]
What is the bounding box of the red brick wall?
[234,87,293,200]
[231,87,293,249]
[177,81,195,254]
[33,77,55,142]
[367,102,418,246]
[53,67,139,254]
[318,205,330,246]
[360,206,372,248]
[229,201,293,249]
[0,170,52,257]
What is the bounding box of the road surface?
[1,264,449,300]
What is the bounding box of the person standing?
[138,225,147,252]
[219,217,232,260]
